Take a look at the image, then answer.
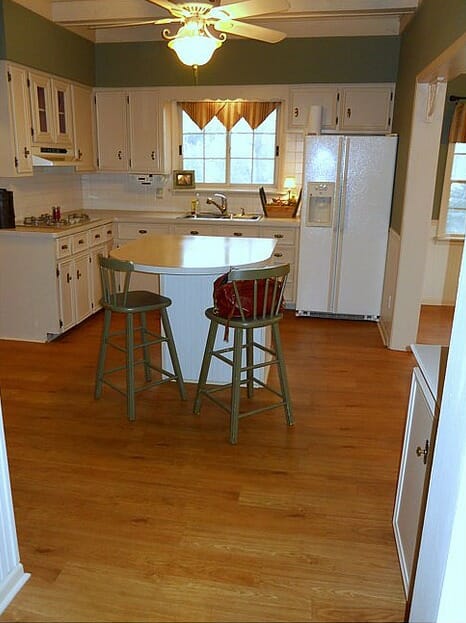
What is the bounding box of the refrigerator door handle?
[331,137,350,312]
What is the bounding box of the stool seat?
[193,264,294,444]
[95,254,186,421]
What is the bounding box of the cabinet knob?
[66,273,72,283]
[117,150,123,160]
[293,107,299,118]
[346,108,352,119]
[416,440,429,465]
[77,270,82,280]
[24,147,30,158]
[274,233,284,239]
[151,150,155,160]
[77,149,83,160]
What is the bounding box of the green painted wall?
[0,0,94,85]
[95,36,400,87]
[390,0,466,233]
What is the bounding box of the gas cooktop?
[21,212,92,228]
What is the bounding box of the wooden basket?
[265,203,297,218]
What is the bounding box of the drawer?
[102,222,114,242]
[89,225,106,247]
[219,224,260,238]
[174,223,216,236]
[71,231,89,254]
[270,245,295,266]
[56,235,72,259]
[260,227,297,245]
[118,222,171,238]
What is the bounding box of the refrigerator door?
[335,136,397,316]
[296,135,342,313]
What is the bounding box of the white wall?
[421,221,463,306]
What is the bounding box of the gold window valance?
[449,102,466,143]
[179,100,280,131]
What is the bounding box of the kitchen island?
[111,233,277,383]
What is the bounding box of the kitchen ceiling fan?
[94,0,290,67]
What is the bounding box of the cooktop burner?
[22,212,91,228]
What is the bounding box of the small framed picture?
[173,170,195,189]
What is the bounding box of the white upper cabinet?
[339,85,394,133]
[288,83,394,134]
[289,87,339,132]
[29,70,74,146]
[72,83,95,171]
[95,91,129,171]
[0,63,33,176]
[128,90,163,173]
[95,89,164,173]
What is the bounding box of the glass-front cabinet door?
[29,71,73,146]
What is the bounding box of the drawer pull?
[190,230,199,235]
[78,238,85,245]
[274,233,284,239]
[94,234,101,239]
[61,244,69,250]
[117,150,123,159]
[274,252,283,258]
[138,229,148,234]
[107,229,112,235]
[233,232,243,237]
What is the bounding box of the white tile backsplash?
[0,167,83,223]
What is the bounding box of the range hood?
[31,145,78,167]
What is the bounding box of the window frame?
[437,141,466,240]
[174,100,283,191]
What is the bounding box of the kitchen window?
[178,100,280,187]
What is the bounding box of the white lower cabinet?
[393,359,439,597]
[0,220,113,342]
[260,223,298,305]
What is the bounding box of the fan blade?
[89,18,181,30]
[145,0,189,18]
[214,20,286,43]
[211,0,289,20]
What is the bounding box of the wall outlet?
[156,187,164,199]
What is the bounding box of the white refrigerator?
[296,134,397,319]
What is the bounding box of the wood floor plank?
[0,309,426,622]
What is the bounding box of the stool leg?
[140,311,152,382]
[160,308,187,401]
[95,308,112,399]
[272,323,294,426]
[230,327,243,444]
[126,312,136,422]
[193,320,218,414]
[246,327,254,398]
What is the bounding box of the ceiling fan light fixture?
[166,20,225,67]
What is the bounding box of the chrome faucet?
[206,193,228,215]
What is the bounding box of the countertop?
[411,344,449,405]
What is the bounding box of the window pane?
[183,159,204,183]
[451,154,466,180]
[231,117,251,133]
[231,133,253,158]
[183,134,203,158]
[446,210,466,236]
[253,159,275,184]
[183,112,201,132]
[205,132,226,158]
[254,133,275,158]
[231,159,252,184]
[258,111,276,132]
[448,182,466,210]
[205,158,226,183]
[205,117,225,133]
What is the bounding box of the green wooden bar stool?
[193,263,294,444]
[95,254,186,421]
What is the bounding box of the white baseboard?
[0,564,30,615]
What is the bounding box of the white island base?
[160,273,268,384]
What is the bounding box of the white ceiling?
[16,0,422,42]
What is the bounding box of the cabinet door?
[74,254,92,324]
[129,90,163,172]
[6,65,33,175]
[393,367,436,597]
[57,258,75,332]
[29,72,54,144]
[72,84,95,171]
[52,79,74,146]
[289,87,338,131]
[339,86,394,133]
[95,91,128,171]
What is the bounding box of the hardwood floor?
[416,304,454,345]
[0,311,418,622]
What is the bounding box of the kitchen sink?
[180,212,262,221]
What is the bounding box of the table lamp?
[283,176,297,204]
